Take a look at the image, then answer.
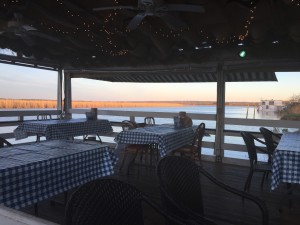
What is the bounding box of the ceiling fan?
[93,0,205,30]
[0,13,61,46]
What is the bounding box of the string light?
[3,0,300,59]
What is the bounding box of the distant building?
[257,100,284,112]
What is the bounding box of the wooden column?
[64,73,72,114]
[214,64,225,162]
[57,68,63,111]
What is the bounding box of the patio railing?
[1,108,300,166]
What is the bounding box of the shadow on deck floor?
[20,153,300,225]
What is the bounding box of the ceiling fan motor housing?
[140,0,154,6]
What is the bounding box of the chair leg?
[266,171,270,180]
[247,171,254,192]
[244,170,253,192]
[127,148,140,175]
[261,172,267,188]
[139,148,144,162]
[149,148,154,167]
[34,203,38,216]
[119,149,128,172]
[197,148,202,161]
[155,147,160,162]
[64,191,68,205]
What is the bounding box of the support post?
[57,68,63,111]
[64,73,72,116]
[214,63,225,163]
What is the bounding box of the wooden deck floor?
[19,153,300,225]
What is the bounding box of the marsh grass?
[0,99,185,109]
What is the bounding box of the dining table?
[13,118,113,141]
[0,140,117,209]
[271,132,300,190]
[114,124,195,157]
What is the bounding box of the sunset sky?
[0,63,299,102]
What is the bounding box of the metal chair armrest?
[155,189,217,225]
[143,194,215,225]
[197,165,269,225]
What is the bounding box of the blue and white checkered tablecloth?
[271,132,300,190]
[14,118,113,140]
[0,140,117,209]
[114,124,195,157]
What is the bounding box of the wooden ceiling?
[1,0,300,70]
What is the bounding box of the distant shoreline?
[0,98,260,109]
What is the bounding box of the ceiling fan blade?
[27,31,61,43]
[20,25,37,31]
[225,0,259,8]
[93,6,138,11]
[159,14,187,30]
[18,34,35,46]
[127,13,147,30]
[163,4,205,13]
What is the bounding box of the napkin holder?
[86,108,97,120]
[173,116,181,129]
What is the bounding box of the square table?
[114,124,195,157]
[14,118,113,141]
[0,140,117,209]
[271,132,300,190]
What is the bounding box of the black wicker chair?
[259,127,282,160]
[65,178,198,225]
[241,131,272,192]
[174,123,206,161]
[0,136,12,148]
[157,156,269,225]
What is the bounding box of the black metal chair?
[259,127,282,161]
[241,131,272,192]
[157,156,269,225]
[144,116,155,125]
[65,178,197,225]
[37,113,52,121]
[0,136,12,148]
[174,123,206,161]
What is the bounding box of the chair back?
[144,117,155,125]
[157,156,204,217]
[65,179,145,225]
[259,127,280,153]
[37,113,52,121]
[241,131,258,166]
[195,123,205,148]
[0,137,12,148]
[187,123,206,160]
[121,120,137,131]
[157,156,269,225]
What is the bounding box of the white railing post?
[130,115,135,122]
